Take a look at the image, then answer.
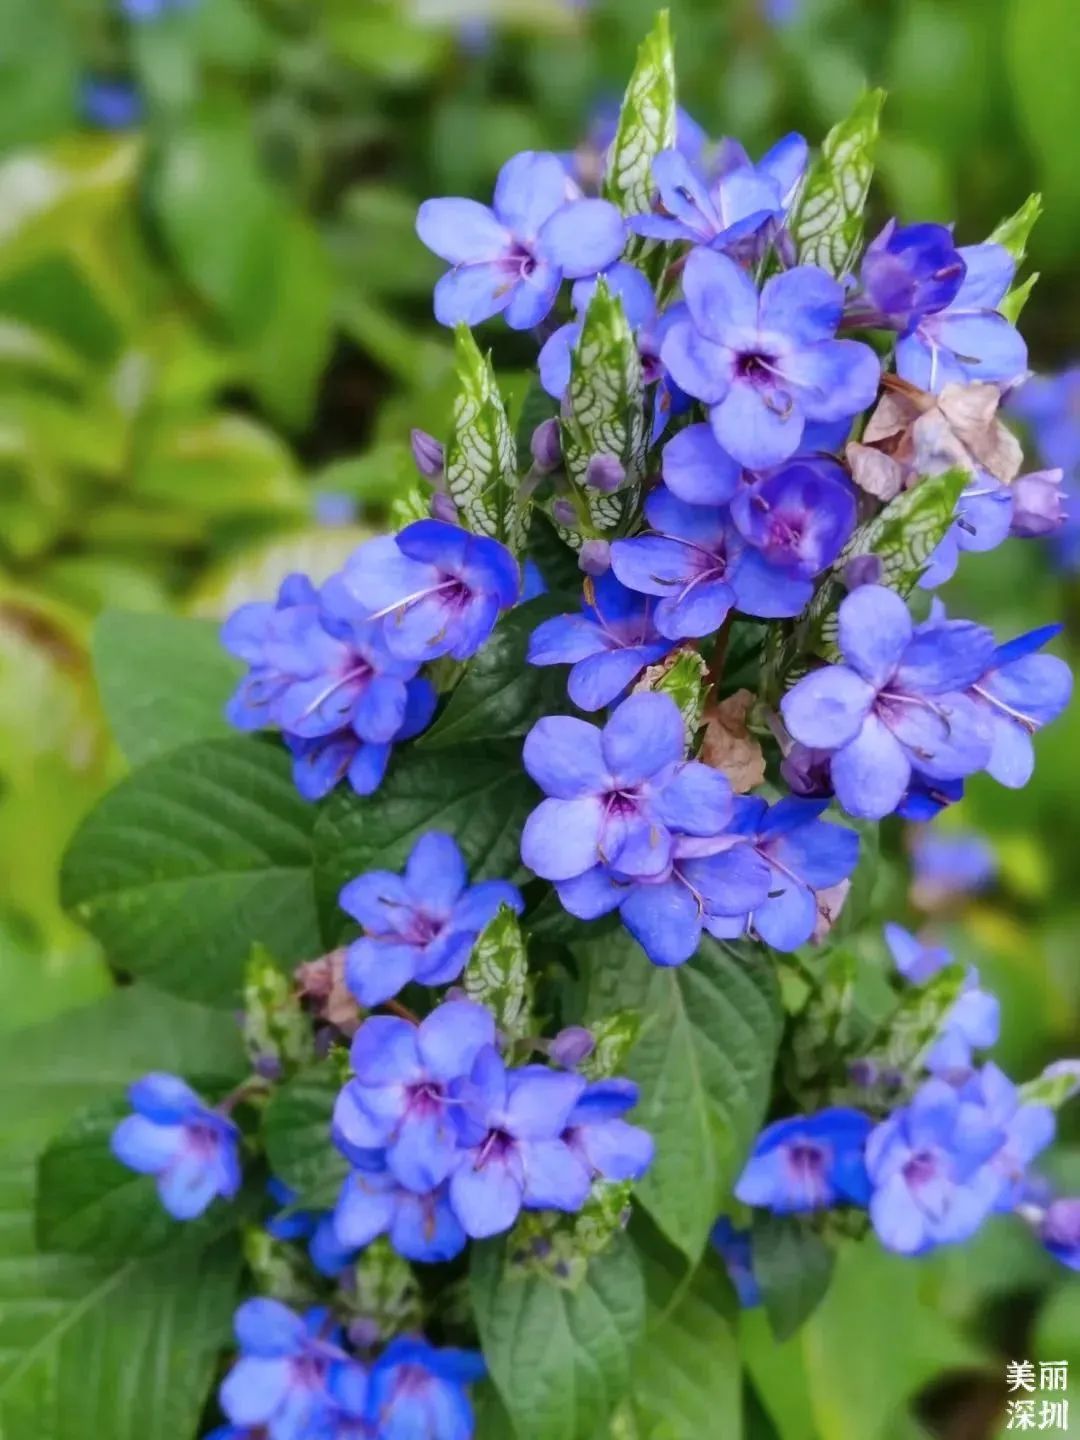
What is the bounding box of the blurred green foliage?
[2,1,1079,1435]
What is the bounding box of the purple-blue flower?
[328,521,520,663]
[735,1108,873,1213]
[609,485,812,640]
[865,1078,1005,1255]
[967,624,1073,789]
[924,969,1001,1076]
[628,134,807,254]
[340,832,523,1006]
[918,472,1015,589]
[363,1338,485,1440]
[448,1048,590,1238]
[218,1300,364,1439]
[562,1078,654,1181]
[266,1179,357,1278]
[780,585,995,819]
[955,1064,1055,1210]
[660,422,742,507]
[110,1073,239,1221]
[526,571,671,710]
[416,151,626,329]
[1009,367,1080,471]
[895,242,1027,392]
[909,829,997,909]
[1009,469,1067,539]
[883,922,951,985]
[729,457,857,578]
[661,250,880,468]
[332,1167,466,1263]
[333,1001,496,1192]
[1039,1198,1080,1271]
[81,78,142,130]
[520,692,735,883]
[710,1218,761,1307]
[855,221,966,335]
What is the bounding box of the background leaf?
[262,1064,349,1205]
[752,1214,836,1342]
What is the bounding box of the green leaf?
[61,737,320,1004]
[988,192,1042,263]
[463,905,530,1038]
[560,280,646,535]
[263,1063,348,1204]
[582,932,782,1262]
[625,1217,740,1437]
[136,412,305,518]
[36,1100,236,1259]
[0,1152,239,1440]
[603,10,677,223]
[420,597,566,749]
[999,269,1039,325]
[446,325,524,549]
[93,611,241,765]
[0,986,245,1154]
[793,90,885,277]
[1020,1061,1080,1111]
[752,1215,836,1342]
[471,1233,646,1440]
[312,743,536,945]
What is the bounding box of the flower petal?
[830,713,911,819]
[601,692,685,783]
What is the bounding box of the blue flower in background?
[710,1219,761,1307]
[111,1073,239,1220]
[955,1064,1055,1210]
[924,969,1001,1076]
[865,1078,1005,1255]
[333,1001,496,1192]
[218,1300,362,1439]
[909,828,997,908]
[628,133,807,254]
[609,486,812,640]
[363,1338,485,1440]
[448,1047,590,1237]
[416,151,626,329]
[266,1179,357,1278]
[895,242,1027,392]
[661,250,880,468]
[967,624,1073,789]
[527,571,671,711]
[121,0,193,17]
[521,693,734,882]
[81,78,142,130]
[1009,367,1080,471]
[332,1166,466,1263]
[918,472,1015,589]
[329,521,520,663]
[735,1108,873,1213]
[340,832,522,1006]
[1039,1198,1080,1271]
[562,1078,654,1181]
[883,922,951,985]
[855,221,966,335]
[781,585,995,819]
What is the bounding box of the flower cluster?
[211,1299,483,1440]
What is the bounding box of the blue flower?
[896,772,965,823]
[710,1219,761,1307]
[609,486,812,640]
[331,1166,467,1263]
[735,1108,873,1213]
[521,692,734,883]
[218,1300,364,1439]
[81,78,142,130]
[527,572,672,710]
[780,585,995,819]
[865,1078,1005,1255]
[266,1179,358,1278]
[895,242,1027,392]
[918,472,1015,589]
[333,1001,496,1192]
[855,221,966,335]
[909,829,997,908]
[955,1064,1055,1211]
[340,832,523,1006]
[110,1074,239,1220]
[1009,367,1080,471]
[222,573,321,731]
[363,1338,485,1440]
[967,624,1073,789]
[416,151,626,329]
[1040,1198,1080,1271]
[329,521,520,663]
[661,250,880,468]
[121,0,192,18]
[447,1047,591,1237]
[562,1078,654,1181]
[883,922,951,985]
[924,970,1001,1076]
[660,422,743,507]
[628,134,807,254]
[1009,469,1067,539]
[729,457,857,579]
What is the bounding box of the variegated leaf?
[634,647,709,743]
[446,324,524,549]
[792,90,885,277]
[561,279,646,535]
[463,905,530,1038]
[1020,1060,1080,1111]
[603,10,677,223]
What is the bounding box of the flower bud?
[411,428,445,481]
[530,417,562,473]
[842,553,883,591]
[780,742,834,798]
[549,1026,595,1068]
[578,539,611,575]
[1010,468,1066,538]
[552,498,578,528]
[584,453,625,494]
[430,492,459,525]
